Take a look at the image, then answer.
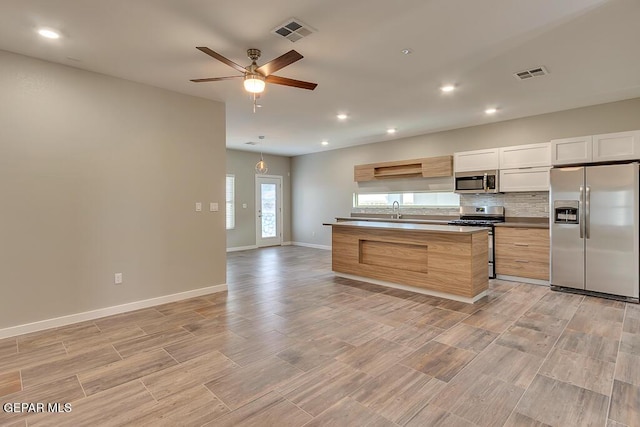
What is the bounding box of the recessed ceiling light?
[336,113,348,120]
[321,141,329,146]
[387,128,397,134]
[441,85,455,93]
[37,28,60,39]
[485,108,498,115]
[401,48,413,55]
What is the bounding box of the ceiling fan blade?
[196,47,246,74]
[190,76,243,83]
[266,75,318,90]
[256,50,303,76]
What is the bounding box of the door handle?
[579,186,584,239]
[585,186,591,239]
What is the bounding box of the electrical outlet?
[114,273,123,284]
[195,202,202,212]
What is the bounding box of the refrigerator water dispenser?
[553,201,579,224]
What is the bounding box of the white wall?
[292,97,640,247]
[0,50,226,329]
[226,149,292,249]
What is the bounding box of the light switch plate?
[242,203,247,209]
[210,202,219,212]
[195,202,202,212]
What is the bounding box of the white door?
[256,175,282,247]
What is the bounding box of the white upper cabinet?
[592,131,640,163]
[551,136,593,166]
[552,131,640,165]
[499,142,551,169]
[500,167,550,192]
[453,148,499,172]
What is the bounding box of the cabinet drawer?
[495,227,549,248]
[495,244,548,263]
[495,258,549,280]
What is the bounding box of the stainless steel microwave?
[454,170,499,193]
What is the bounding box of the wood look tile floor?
[1,246,639,426]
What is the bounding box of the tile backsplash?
[352,192,549,218]
[461,191,549,217]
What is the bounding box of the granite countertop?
[324,220,489,234]
[495,218,549,229]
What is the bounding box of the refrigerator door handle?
[585,186,591,239]
[579,186,584,239]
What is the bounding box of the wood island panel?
[330,223,488,300]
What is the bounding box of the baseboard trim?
[291,242,332,251]
[496,275,550,286]
[226,245,258,252]
[0,284,228,339]
[282,241,292,246]
[335,272,485,304]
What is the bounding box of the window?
[226,175,235,230]
[354,191,460,207]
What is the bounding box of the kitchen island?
[324,221,489,303]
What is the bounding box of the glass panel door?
[256,176,282,247]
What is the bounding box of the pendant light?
[255,136,268,174]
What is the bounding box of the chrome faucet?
[392,201,401,219]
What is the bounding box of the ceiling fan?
[190,47,318,93]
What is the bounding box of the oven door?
[455,170,499,193]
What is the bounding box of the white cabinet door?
[551,136,592,166]
[499,167,550,192]
[454,148,499,172]
[592,131,640,162]
[499,142,551,169]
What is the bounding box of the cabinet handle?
[515,260,529,263]
[514,243,529,247]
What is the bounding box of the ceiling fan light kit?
[244,74,265,93]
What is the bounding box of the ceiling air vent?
[271,18,316,43]
[513,66,549,80]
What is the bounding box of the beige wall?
[0,50,226,329]
[226,149,292,248]
[292,97,640,247]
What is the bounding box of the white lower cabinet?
[499,167,550,192]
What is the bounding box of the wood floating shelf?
[354,156,453,182]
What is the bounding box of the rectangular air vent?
[271,18,316,43]
[514,66,549,80]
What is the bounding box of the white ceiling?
[1,0,639,156]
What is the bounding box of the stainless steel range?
[448,206,505,279]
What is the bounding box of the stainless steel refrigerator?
[550,162,639,301]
